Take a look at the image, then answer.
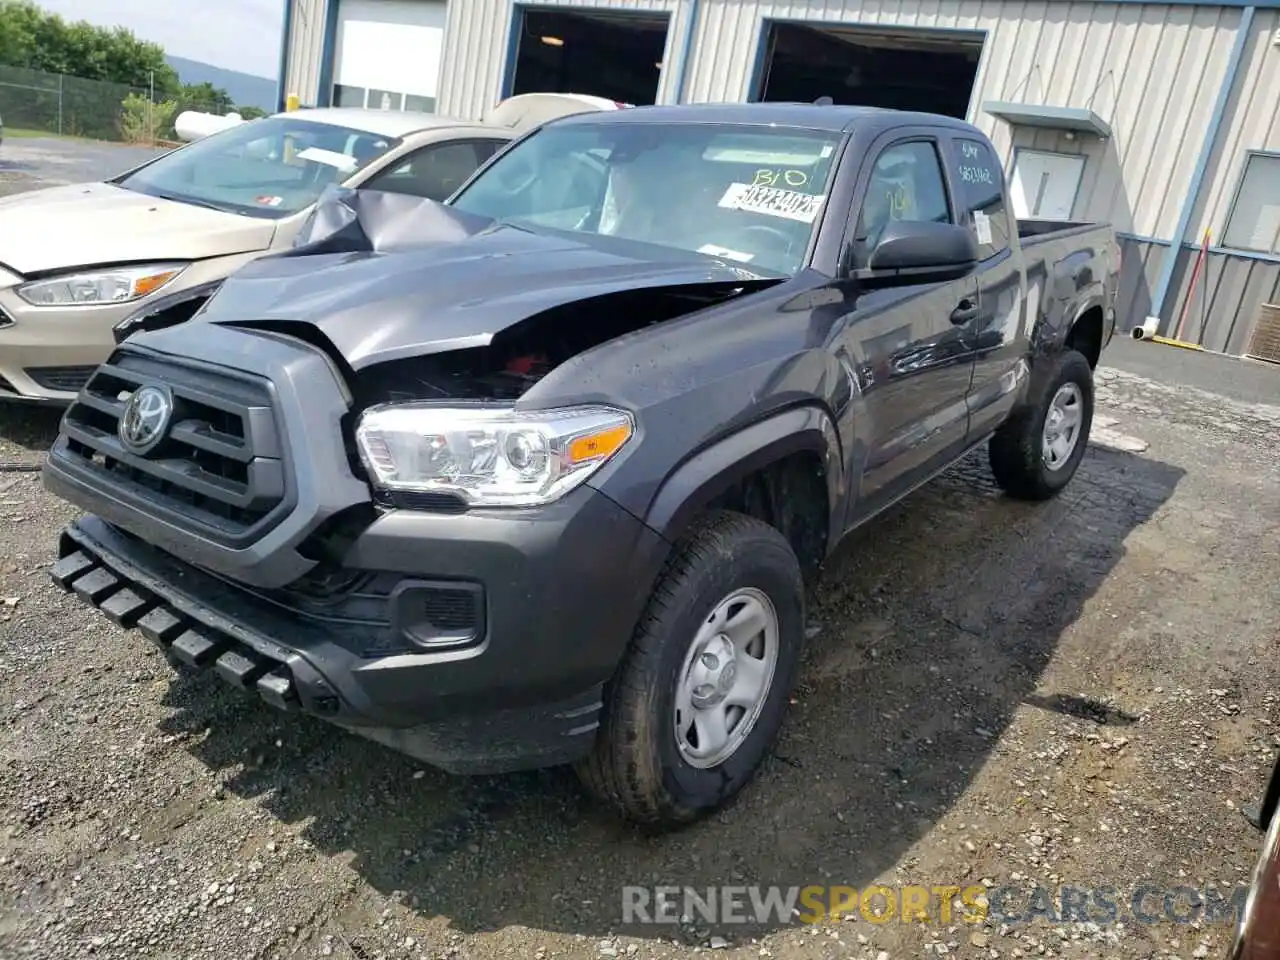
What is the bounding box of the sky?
[34,0,283,78]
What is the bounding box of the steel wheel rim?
[673,587,780,769]
[1042,382,1084,471]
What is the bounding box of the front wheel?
[574,511,806,826]
[988,349,1095,500]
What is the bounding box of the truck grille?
[58,349,289,547]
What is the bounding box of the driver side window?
[362,140,505,201]
[854,139,952,263]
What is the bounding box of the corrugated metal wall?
[285,1,1256,240]
[279,0,1280,357]
[683,0,1241,239]
[282,0,328,106]
[1119,237,1280,354]
[1195,8,1280,240]
[436,0,687,117]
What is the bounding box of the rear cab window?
[948,136,1011,259]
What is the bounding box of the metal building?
[276,0,1280,360]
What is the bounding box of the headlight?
[355,404,634,507]
[16,263,186,306]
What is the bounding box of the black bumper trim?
[50,518,627,774]
[54,544,301,714]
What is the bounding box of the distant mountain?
[166,55,277,112]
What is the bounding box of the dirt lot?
[1,160,1279,960]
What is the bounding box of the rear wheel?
[575,510,805,825]
[989,349,1094,500]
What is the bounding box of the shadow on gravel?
[155,444,1185,945]
[0,402,62,468]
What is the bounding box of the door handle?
[950,298,979,325]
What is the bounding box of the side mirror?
[853,220,979,288]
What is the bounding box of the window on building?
[334,84,366,108]
[362,140,505,201]
[951,137,1011,259]
[332,86,435,114]
[367,89,404,112]
[856,139,952,254]
[1223,153,1280,256]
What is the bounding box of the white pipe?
[174,111,244,143]
[1131,316,1160,341]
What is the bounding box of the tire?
[575,510,806,826]
[988,349,1095,501]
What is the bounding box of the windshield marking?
[294,146,360,171]
[697,243,756,263]
[718,183,826,223]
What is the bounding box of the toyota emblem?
[118,384,174,453]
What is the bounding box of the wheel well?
[703,451,829,577]
[1066,306,1104,369]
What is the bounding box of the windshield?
[116,116,400,219]
[449,122,843,276]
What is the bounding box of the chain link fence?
[0,65,237,144]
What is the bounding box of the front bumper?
[52,489,667,774]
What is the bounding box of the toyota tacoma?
[43,103,1120,825]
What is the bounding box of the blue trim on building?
[315,0,343,107]
[1117,231,1280,266]
[744,19,772,100]
[500,2,525,100]
[275,0,294,112]
[670,0,702,103]
[1108,0,1278,5]
[1148,5,1257,323]
[1117,231,1173,247]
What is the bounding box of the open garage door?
[756,23,984,119]
[507,8,670,107]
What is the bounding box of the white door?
[1009,150,1086,220]
[332,0,446,113]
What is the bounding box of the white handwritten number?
[959,165,994,185]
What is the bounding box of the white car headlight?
[355,403,634,507]
[16,263,186,307]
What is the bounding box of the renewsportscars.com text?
[620,884,1249,927]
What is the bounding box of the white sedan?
[0,93,625,404]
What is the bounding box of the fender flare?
[643,405,845,548]
[1059,288,1106,347]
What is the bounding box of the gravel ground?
[1,164,1279,960]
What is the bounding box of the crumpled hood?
[196,193,772,369]
[0,182,277,275]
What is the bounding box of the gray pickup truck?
[43,103,1119,826]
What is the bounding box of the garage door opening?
[755,23,984,119]
[507,8,670,106]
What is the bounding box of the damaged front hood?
[195,188,774,369]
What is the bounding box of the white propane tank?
[174,111,245,143]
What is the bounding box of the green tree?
[118,91,176,144]
[177,81,235,114]
[0,0,180,93]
